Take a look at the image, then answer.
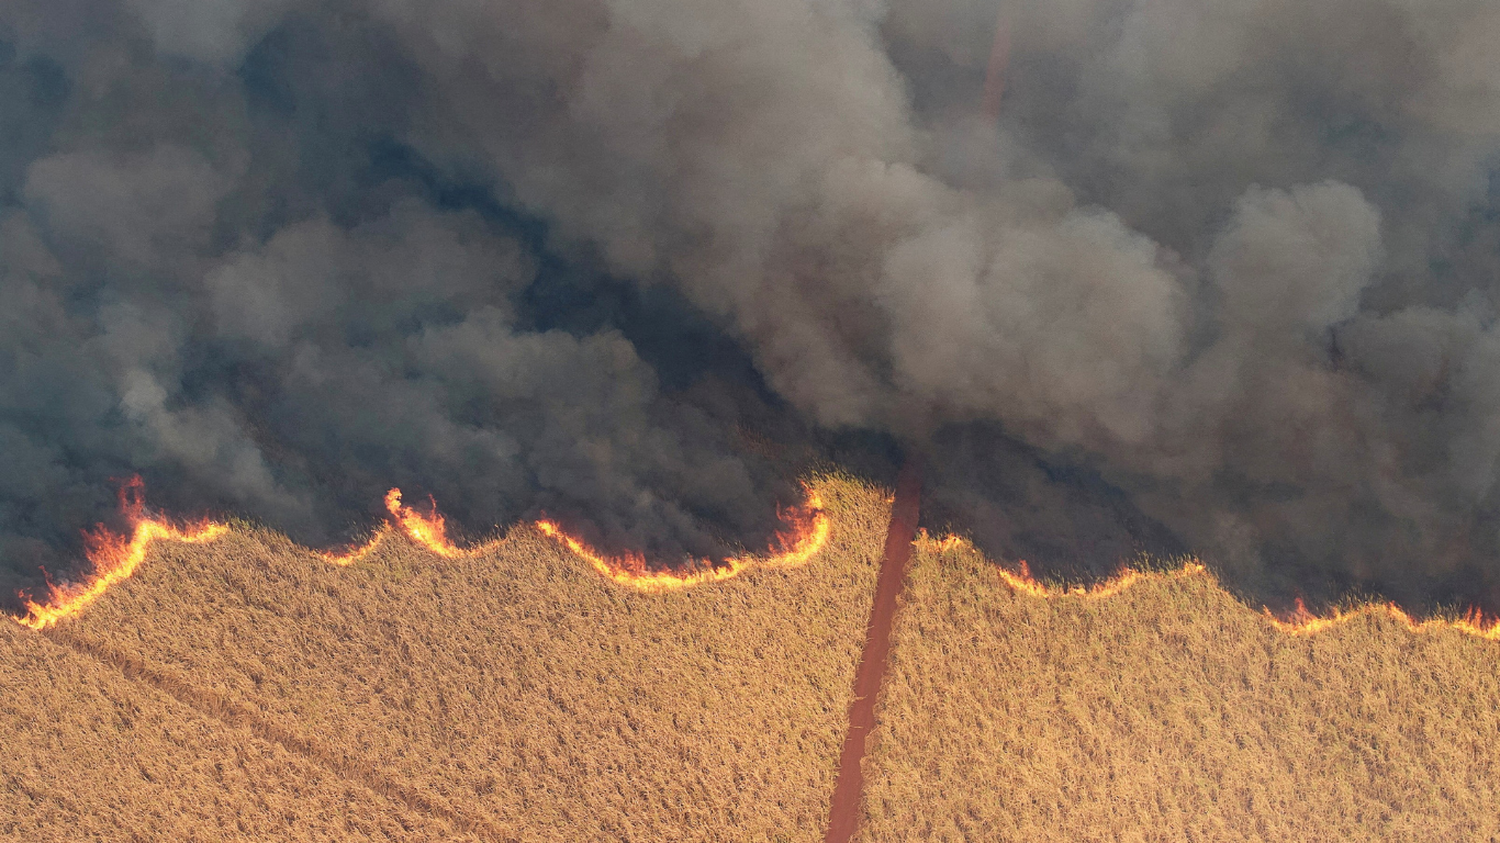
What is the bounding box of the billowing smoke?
[5,0,1500,614]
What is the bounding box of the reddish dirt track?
[823,457,923,843]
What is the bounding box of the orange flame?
[917,531,1500,641]
[13,480,834,628]
[387,488,502,558]
[1264,597,1500,641]
[916,531,1204,601]
[319,522,393,567]
[320,488,505,565]
[15,479,229,630]
[536,489,830,592]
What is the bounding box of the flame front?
[1264,597,1500,641]
[536,489,830,592]
[917,531,1203,601]
[16,479,229,630]
[20,481,1500,642]
[918,531,1500,641]
[321,487,505,565]
[14,481,832,628]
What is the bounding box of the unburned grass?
[856,542,1500,841]
[9,474,1500,840]
[0,618,466,841]
[2,475,888,842]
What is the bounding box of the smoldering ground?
[5,0,1500,616]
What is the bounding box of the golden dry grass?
[10,474,1500,841]
[0,618,461,841]
[1,475,888,842]
[857,541,1500,842]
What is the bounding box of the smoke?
[5,0,1500,613]
[0,2,821,610]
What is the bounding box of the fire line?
[14,478,229,631]
[11,478,831,630]
[916,532,1500,642]
[537,488,828,592]
[981,1,1013,119]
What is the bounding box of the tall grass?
[2,475,888,842]
[857,541,1500,841]
[9,474,1500,840]
[0,618,467,841]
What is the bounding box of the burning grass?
[856,538,1500,841]
[1,474,887,842]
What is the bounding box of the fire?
[15,479,229,631]
[915,531,1203,601]
[322,488,505,564]
[13,480,833,628]
[1264,598,1500,641]
[319,483,832,585]
[387,488,504,558]
[917,531,1500,641]
[536,489,830,592]
[916,532,1203,601]
[319,523,394,567]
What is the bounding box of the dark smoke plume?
[4,0,1500,615]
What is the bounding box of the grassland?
[9,472,1500,840]
[1,475,889,842]
[0,617,462,841]
[856,540,1500,842]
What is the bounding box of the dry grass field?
[0,616,463,841]
[1,474,889,842]
[9,472,1500,841]
[856,538,1500,842]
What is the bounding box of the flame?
[917,530,1500,641]
[16,479,229,630]
[319,523,394,567]
[14,480,833,628]
[321,487,505,565]
[386,488,503,558]
[536,489,830,592]
[916,531,1203,601]
[19,476,1500,643]
[1264,597,1500,641]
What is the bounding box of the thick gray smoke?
[0,0,821,608]
[5,0,1500,612]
